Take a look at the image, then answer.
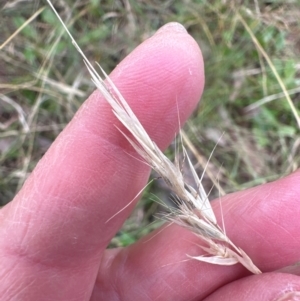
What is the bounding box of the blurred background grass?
[1,0,300,247]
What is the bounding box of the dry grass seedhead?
[47,0,261,274]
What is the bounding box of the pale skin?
[0,22,300,300]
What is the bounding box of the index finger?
[0,23,204,299]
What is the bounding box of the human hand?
[0,22,299,301]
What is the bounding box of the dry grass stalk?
[47,0,261,274]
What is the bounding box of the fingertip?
[109,21,204,149]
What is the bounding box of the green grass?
[1,0,300,247]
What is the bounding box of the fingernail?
[275,291,300,301]
[155,22,187,35]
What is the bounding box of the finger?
[204,273,300,301]
[0,23,204,300]
[94,170,300,301]
[213,169,300,272]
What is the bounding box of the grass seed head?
[47,0,261,275]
